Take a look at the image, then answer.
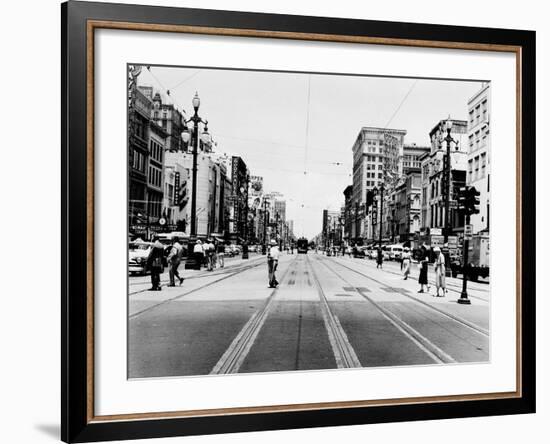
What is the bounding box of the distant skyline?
[136,65,483,239]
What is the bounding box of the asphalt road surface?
[128,252,490,378]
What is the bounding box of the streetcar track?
[313,256,456,364]
[129,259,267,320]
[210,257,297,374]
[327,257,490,337]
[341,256,490,302]
[306,256,362,369]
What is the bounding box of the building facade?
[351,127,407,243]
[466,83,491,234]
[420,119,468,240]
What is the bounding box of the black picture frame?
[62,1,536,442]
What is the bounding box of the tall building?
[322,209,342,248]
[146,121,167,221]
[128,85,152,235]
[231,156,249,242]
[343,185,353,243]
[351,127,406,242]
[139,87,185,153]
[466,83,491,234]
[420,118,468,241]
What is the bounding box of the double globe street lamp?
[181,92,211,238]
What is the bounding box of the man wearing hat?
[267,239,280,288]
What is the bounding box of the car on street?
[387,244,404,261]
[128,241,152,275]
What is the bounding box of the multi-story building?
[392,169,422,243]
[128,85,152,235]
[231,156,249,242]
[420,119,468,242]
[351,127,406,243]
[322,209,342,248]
[139,87,185,153]
[466,83,491,234]
[403,143,430,173]
[164,151,228,237]
[147,121,167,222]
[343,185,353,243]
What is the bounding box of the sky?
[136,65,483,239]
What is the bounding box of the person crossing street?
[146,235,165,291]
[167,236,184,287]
[267,239,280,288]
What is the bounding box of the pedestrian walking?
[417,246,429,293]
[376,247,383,269]
[267,239,280,288]
[434,246,446,297]
[146,235,164,291]
[193,239,204,270]
[215,239,225,268]
[402,247,411,280]
[167,236,184,287]
[205,239,215,271]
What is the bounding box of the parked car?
[128,241,152,275]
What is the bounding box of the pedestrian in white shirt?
[267,239,280,288]
[193,239,204,270]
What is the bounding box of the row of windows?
[468,153,487,182]
[150,139,164,163]
[131,150,146,173]
[469,98,488,127]
[148,166,163,188]
[366,163,382,171]
[366,172,383,179]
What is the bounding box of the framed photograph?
[62,1,535,442]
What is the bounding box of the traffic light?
[457,186,480,216]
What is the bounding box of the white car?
[129,241,152,275]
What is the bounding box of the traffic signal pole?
[458,213,472,305]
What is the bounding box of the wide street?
[128,252,490,378]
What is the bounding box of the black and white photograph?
[127,65,491,378]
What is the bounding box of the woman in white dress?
[402,247,411,280]
[434,246,446,297]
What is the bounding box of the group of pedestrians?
[373,243,448,297]
[193,239,223,271]
[416,245,447,297]
[145,236,229,292]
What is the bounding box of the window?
[468,159,473,182]
[474,156,480,180]
[481,153,487,178]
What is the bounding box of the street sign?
[159,218,166,226]
[431,235,444,246]
[464,224,473,236]
[449,200,458,209]
[430,228,442,236]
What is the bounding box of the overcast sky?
[136,65,482,239]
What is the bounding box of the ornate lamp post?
[181,92,211,238]
[441,117,459,244]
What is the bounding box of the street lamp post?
[373,183,385,248]
[241,178,249,259]
[262,198,269,255]
[181,92,211,238]
[442,117,458,244]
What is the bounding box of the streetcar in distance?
[297,237,309,254]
